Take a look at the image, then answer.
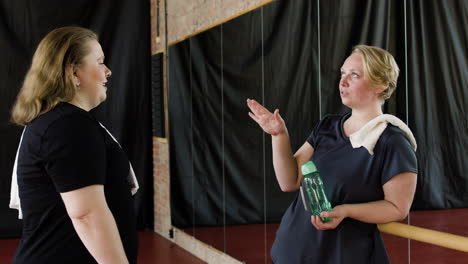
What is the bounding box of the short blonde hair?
[352,45,399,100]
[11,26,97,125]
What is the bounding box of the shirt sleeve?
[42,113,106,193]
[306,115,330,148]
[380,132,418,185]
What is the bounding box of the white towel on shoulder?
[9,123,139,219]
[349,114,417,155]
[9,129,25,219]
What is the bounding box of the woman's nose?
[105,66,112,78]
[340,75,348,87]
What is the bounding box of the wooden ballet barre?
[378,222,468,253]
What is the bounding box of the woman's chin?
[340,97,350,106]
[93,94,107,108]
[99,92,107,102]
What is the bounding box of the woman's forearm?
[71,207,128,264]
[271,132,300,192]
[317,172,416,230]
[341,199,408,224]
[340,172,416,224]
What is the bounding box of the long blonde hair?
[352,45,399,100]
[11,26,97,125]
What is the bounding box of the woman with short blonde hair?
[247,45,417,263]
[352,44,400,101]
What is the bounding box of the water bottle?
[300,161,332,223]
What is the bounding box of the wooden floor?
[2,209,467,263]
[0,231,206,264]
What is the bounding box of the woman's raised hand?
[247,98,286,136]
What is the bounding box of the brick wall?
[152,138,171,238]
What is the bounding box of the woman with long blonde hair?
[11,26,137,264]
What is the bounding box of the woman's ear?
[66,64,80,87]
[65,64,74,78]
[375,82,388,95]
[375,88,385,95]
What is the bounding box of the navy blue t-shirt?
[13,102,138,264]
[271,113,418,264]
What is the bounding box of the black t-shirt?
[271,113,418,264]
[13,102,138,264]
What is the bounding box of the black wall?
[0,0,153,237]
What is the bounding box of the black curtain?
[169,0,319,227]
[408,0,468,209]
[0,0,153,238]
[319,0,407,117]
[170,0,468,228]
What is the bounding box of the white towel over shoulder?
[10,123,139,219]
[349,114,417,155]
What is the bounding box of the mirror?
[167,0,468,263]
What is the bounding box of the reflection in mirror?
[188,29,224,249]
[169,33,225,249]
[168,0,468,263]
[221,10,266,262]
[168,38,193,234]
